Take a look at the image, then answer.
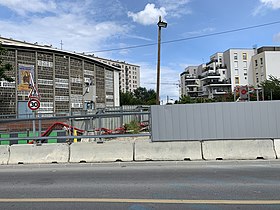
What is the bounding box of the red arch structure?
[29,122,85,144]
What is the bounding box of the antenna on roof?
[60,40,63,50]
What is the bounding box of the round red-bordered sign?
[28,98,40,111]
[241,89,247,95]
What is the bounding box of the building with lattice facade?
[0,37,120,117]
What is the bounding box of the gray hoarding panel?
[259,102,270,138]
[200,104,210,140]
[151,101,280,141]
[192,104,203,140]
[215,103,224,139]
[185,104,195,140]
[171,105,182,140]
[272,103,280,137]
[222,103,233,139]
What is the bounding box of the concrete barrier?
[273,139,280,159]
[8,143,69,164]
[70,141,134,163]
[134,140,202,161]
[0,145,9,165]
[202,140,276,160]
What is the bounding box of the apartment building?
[252,46,280,86]
[93,57,140,93]
[201,53,231,98]
[180,66,202,97]
[223,49,255,91]
[180,48,261,98]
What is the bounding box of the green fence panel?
[0,134,10,139]
[48,131,57,142]
[0,141,9,145]
[47,139,58,143]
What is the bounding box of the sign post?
[27,72,41,142]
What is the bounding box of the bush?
[125,120,140,134]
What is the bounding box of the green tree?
[177,95,195,104]
[120,91,138,105]
[120,87,156,105]
[261,75,280,100]
[0,44,14,82]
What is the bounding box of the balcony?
[216,64,227,69]
[204,80,231,86]
[185,81,198,86]
[206,59,218,66]
[185,76,197,80]
[201,72,220,80]
[213,90,228,95]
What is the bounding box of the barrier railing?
[0,109,151,145]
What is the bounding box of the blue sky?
[0,0,280,102]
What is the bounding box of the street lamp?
[156,16,167,105]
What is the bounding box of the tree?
[0,44,14,82]
[133,87,156,105]
[177,95,195,104]
[261,75,280,100]
[120,87,156,105]
[120,91,138,105]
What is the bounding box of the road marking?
[0,198,279,204]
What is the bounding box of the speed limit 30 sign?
[28,98,40,111]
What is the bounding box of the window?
[235,77,239,84]
[242,53,247,60]
[243,61,247,68]
[219,56,222,63]
[235,69,239,75]
[234,61,238,68]
[260,66,264,73]
[234,53,238,60]
[222,70,226,75]
[260,58,263,65]
[256,77,259,83]
[255,60,258,66]
[245,77,247,80]
[244,69,247,75]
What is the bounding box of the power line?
[84,20,280,54]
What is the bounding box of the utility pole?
[156,16,167,105]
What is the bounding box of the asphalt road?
[0,160,280,210]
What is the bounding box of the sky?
[0,0,280,103]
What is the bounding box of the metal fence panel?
[151,101,280,141]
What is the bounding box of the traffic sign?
[241,89,247,95]
[28,98,40,111]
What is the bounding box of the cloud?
[0,0,131,53]
[127,1,192,25]
[0,12,130,53]
[182,27,215,36]
[260,0,280,9]
[253,0,280,15]
[0,0,56,15]
[157,0,192,17]
[128,3,167,25]
[124,34,153,42]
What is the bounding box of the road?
[0,160,280,209]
